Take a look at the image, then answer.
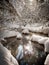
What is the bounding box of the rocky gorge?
[0,0,49,65]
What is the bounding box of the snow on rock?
[0,30,17,39]
[44,39,49,53]
[38,37,48,44]
[22,29,30,35]
[32,26,49,35]
[29,26,43,33]
[16,32,22,40]
[31,34,48,44]
[21,25,49,35]
[31,34,49,53]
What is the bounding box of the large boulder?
[0,30,17,39]
[44,54,49,65]
[0,43,19,65]
[31,34,48,44]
